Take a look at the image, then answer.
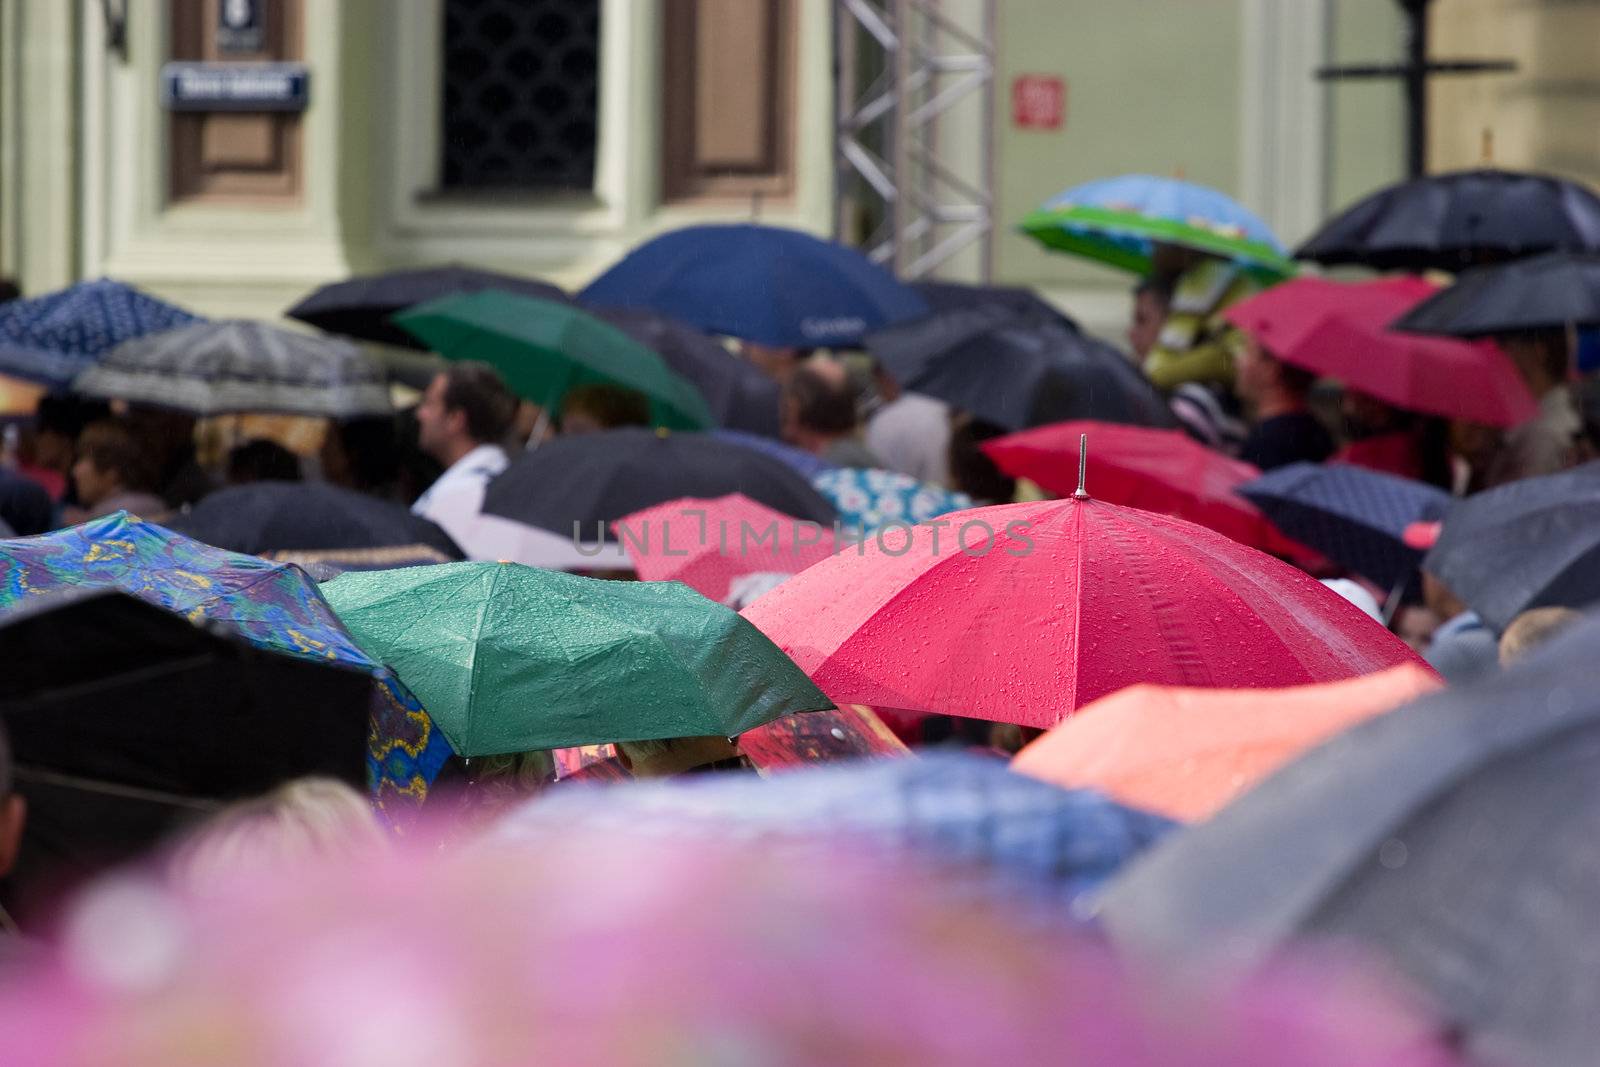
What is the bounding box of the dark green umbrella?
[322,561,831,756]
[392,291,715,430]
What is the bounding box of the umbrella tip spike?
[1074,433,1090,500]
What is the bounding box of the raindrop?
[1378,838,1408,870]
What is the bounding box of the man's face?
[415,374,456,460]
[1128,291,1167,360]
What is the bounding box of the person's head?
[1499,606,1583,667]
[1498,329,1569,397]
[225,439,302,485]
[560,384,651,435]
[1235,333,1317,412]
[0,725,28,881]
[321,416,401,496]
[166,777,385,895]
[1340,390,1409,439]
[781,359,858,451]
[1128,276,1173,361]
[946,413,1015,505]
[614,735,745,779]
[32,394,111,473]
[1149,242,1207,282]
[0,277,20,304]
[72,420,156,508]
[415,363,517,466]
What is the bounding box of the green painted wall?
[1325,0,1406,219]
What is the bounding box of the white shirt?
[866,393,951,487]
[411,443,508,521]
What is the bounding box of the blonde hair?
[168,777,386,894]
[1499,606,1583,667]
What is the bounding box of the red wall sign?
[1012,75,1065,130]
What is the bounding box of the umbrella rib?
[11,765,222,812]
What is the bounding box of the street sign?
[1012,75,1065,130]
[160,62,309,112]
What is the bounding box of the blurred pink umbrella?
[615,493,836,603]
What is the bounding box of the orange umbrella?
[1011,663,1439,822]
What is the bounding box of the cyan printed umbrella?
[580,223,929,348]
[0,512,452,814]
[322,561,834,756]
[812,467,974,533]
[0,278,202,386]
[1021,175,1296,280]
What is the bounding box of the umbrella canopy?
[1295,167,1600,272]
[321,561,833,756]
[1239,462,1452,593]
[981,420,1300,554]
[285,265,570,349]
[265,545,456,580]
[1423,461,1600,632]
[498,753,1175,911]
[394,291,713,430]
[0,513,453,812]
[811,467,974,533]
[1020,175,1296,279]
[0,588,371,921]
[865,304,1175,431]
[912,280,1075,327]
[169,482,462,558]
[1012,664,1440,822]
[741,496,1427,729]
[1391,251,1600,338]
[1222,276,1536,428]
[1100,616,1600,1067]
[72,320,392,418]
[580,223,929,348]
[616,494,837,604]
[0,278,203,387]
[482,428,838,538]
[712,428,837,479]
[587,306,782,435]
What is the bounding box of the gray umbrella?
[1099,615,1600,1067]
[72,320,392,418]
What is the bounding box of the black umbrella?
[1422,462,1600,633]
[912,281,1075,328]
[482,428,838,537]
[1296,168,1600,273]
[864,305,1174,431]
[1392,252,1600,338]
[0,589,371,924]
[586,307,781,436]
[286,266,571,349]
[170,482,462,558]
[1101,614,1600,1067]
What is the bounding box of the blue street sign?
[160,62,310,112]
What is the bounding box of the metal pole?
[1402,0,1431,178]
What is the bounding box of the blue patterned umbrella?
[1238,462,1451,593]
[494,752,1175,914]
[812,467,973,533]
[0,279,202,386]
[0,512,452,816]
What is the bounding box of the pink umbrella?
[0,834,1459,1066]
[1223,276,1536,427]
[742,496,1430,729]
[614,493,837,603]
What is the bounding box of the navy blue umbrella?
[580,224,928,349]
[1238,462,1451,595]
[0,278,202,386]
[712,429,836,480]
[495,752,1175,914]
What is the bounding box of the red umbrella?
[741,496,1430,730]
[1222,276,1536,427]
[981,420,1304,555]
[615,493,837,604]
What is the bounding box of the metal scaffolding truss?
[834,0,997,280]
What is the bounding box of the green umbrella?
[393,290,715,430]
[322,561,831,756]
